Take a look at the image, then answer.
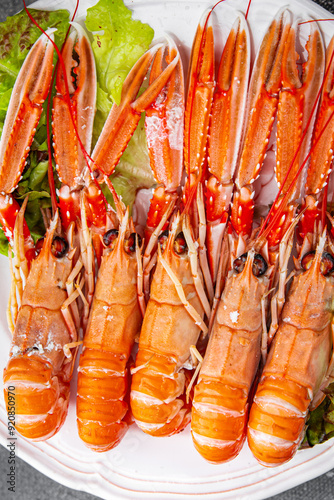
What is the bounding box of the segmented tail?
[130,349,191,436]
[4,356,70,440]
[77,348,131,451]
[247,376,309,466]
[192,379,249,463]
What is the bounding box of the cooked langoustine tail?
[76,206,143,451]
[3,204,80,440]
[130,213,208,437]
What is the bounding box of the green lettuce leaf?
[0,228,9,256]
[0,8,69,114]
[0,8,69,255]
[85,0,154,121]
[303,382,334,447]
[110,115,155,209]
[85,0,155,209]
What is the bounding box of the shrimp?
[130,212,209,436]
[247,34,334,467]
[3,202,81,440]
[75,38,184,449]
[76,206,143,451]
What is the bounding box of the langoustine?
[76,38,185,450]
[2,21,96,441]
[3,204,81,440]
[76,204,143,451]
[247,229,334,466]
[247,34,334,467]
[130,211,209,436]
[129,9,214,438]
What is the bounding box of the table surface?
[0,0,334,499]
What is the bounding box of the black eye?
[321,252,334,276]
[174,231,187,255]
[124,233,142,254]
[158,230,169,251]
[233,253,247,273]
[233,252,267,277]
[103,229,118,247]
[252,254,268,277]
[35,237,44,256]
[301,251,334,276]
[51,236,68,258]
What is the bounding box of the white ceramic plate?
[1,0,334,499]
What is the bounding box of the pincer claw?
[231,8,291,238]
[53,22,97,192]
[0,29,55,255]
[91,42,178,178]
[0,29,55,194]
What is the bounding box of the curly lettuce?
[85,0,154,137]
[0,8,69,132]
[303,382,334,447]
